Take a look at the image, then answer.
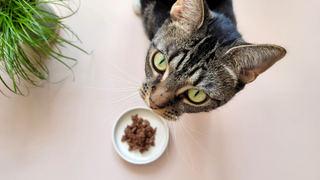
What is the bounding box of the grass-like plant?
[0,0,87,96]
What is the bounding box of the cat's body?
[139,0,237,40]
[134,0,286,120]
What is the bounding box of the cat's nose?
[149,97,162,109]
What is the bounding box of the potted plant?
[0,0,87,96]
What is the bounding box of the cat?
[133,0,286,120]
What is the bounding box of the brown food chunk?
[121,114,157,153]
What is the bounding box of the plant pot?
[27,3,60,43]
[19,3,61,79]
[21,3,60,62]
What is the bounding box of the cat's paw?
[132,0,142,17]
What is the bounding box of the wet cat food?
[121,114,157,153]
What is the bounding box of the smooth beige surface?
[1,0,320,179]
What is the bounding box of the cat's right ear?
[170,0,208,33]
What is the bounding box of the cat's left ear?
[170,0,209,33]
[224,44,286,84]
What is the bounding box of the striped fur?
[137,0,286,119]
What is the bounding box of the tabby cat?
[134,0,286,120]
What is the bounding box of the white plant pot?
[21,2,60,66]
[27,2,60,43]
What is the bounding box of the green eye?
[153,52,166,71]
[187,89,207,103]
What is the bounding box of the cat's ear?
[170,0,207,33]
[225,44,286,84]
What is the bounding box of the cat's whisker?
[83,87,139,92]
[101,96,141,125]
[157,125,167,161]
[98,91,139,103]
[173,121,195,171]
[168,120,176,152]
[166,144,171,164]
[85,86,139,90]
[91,77,139,86]
[159,126,166,142]
[166,120,173,163]
[109,74,140,86]
[177,117,194,170]
[180,119,215,138]
[140,164,146,171]
[178,116,213,157]
[165,135,171,164]
[106,59,141,83]
[100,92,140,104]
[167,121,176,150]
[157,118,166,143]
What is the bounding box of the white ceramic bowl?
[112,106,169,164]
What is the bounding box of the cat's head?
[139,0,286,120]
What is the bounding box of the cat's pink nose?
[149,97,161,109]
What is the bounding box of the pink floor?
[1,0,320,179]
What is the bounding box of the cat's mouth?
[149,107,179,121]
